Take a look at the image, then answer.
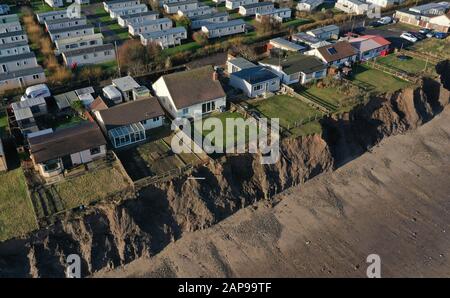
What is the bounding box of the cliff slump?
[0,77,448,277]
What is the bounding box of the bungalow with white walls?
[48,25,95,42]
[117,11,159,27]
[54,33,104,55]
[152,65,226,119]
[104,0,141,12]
[94,97,166,148]
[178,6,217,18]
[62,44,116,67]
[229,66,280,98]
[28,122,107,179]
[348,35,391,61]
[259,53,327,85]
[239,2,274,16]
[44,17,88,31]
[0,30,28,45]
[335,0,369,15]
[0,14,22,33]
[128,18,173,36]
[45,0,64,8]
[36,10,69,24]
[225,0,258,10]
[201,19,246,38]
[109,4,149,19]
[190,12,229,29]
[365,0,398,8]
[164,0,199,14]
[0,52,38,74]
[140,27,187,48]
[255,8,292,22]
[306,41,358,67]
[0,41,30,58]
[0,66,46,93]
[296,0,324,12]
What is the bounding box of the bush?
[192,31,209,46]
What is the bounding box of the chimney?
[212,68,219,81]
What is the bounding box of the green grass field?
[351,65,410,93]
[54,165,130,209]
[377,54,434,74]
[300,84,350,107]
[0,169,38,241]
[162,41,201,56]
[250,95,323,130]
[411,37,450,60]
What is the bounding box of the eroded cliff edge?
[0,74,448,277]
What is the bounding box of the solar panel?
[327,47,337,55]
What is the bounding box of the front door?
[61,155,73,169]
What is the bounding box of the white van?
[21,84,51,101]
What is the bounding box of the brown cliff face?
[0,76,448,277]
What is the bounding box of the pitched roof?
[231,66,278,84]
[0,52,35,64]
[90,96,108,111]
[29,122,106,163]
[160,65,226,109]
[98,97,165,128]
[307,24,339,36]
[349,35,390,52]
[316,41,357,63]
[261,54,326,75]
[0,66,44,81]
[62,43,114,57]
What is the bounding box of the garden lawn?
[162,41,201,56]
[300,84,349,107]
[411,37,450,60]
[377,54,434,74]
[0,169,38,241]
[351,65,410,93]
[251,95,322,130]
[54,165,130,209]
[0,115,7,137]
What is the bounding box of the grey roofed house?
[62,44,115,57]
[269,38,306,52]
[48,24,94,34]
[0,40,28,50]
[0,51,36,64]
[54,91,80,110]
[120,10,159,19]
[158,65,226,109]
[260,54,327,75]
[0,66,44,81]
[97,97,165,130]
[11,97,46,111]
[190,11,228,21]
[44,16,87,25]
[112,76,140,92]
[292,32,321,44]
[203,18,245,30]
[227,56,256,72]
[28,122,106,164]
[231,66,278,84]
[307,24,339,37]
[140,26,186,39]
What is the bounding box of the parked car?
[409,31,426,40]
[20,84,51,101]
[419,28,432,35]
[434,32,447,39]
[369,20,382,27]
[378,16,392,25]
[400,32,418,43]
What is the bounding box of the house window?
[182,108,189,115]
[140,120,147,125]
[152,116,159,122]
[253,84,262,91]
[90,147,101,155]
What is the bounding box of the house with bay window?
[152,65,226,119]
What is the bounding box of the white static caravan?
[140,27,187,48]
[0,30,28,45]
[45,0,64,8]
[0,41,30,58]
[0,66,47,94]
[190,12,229,30]
[238,2,274,16]
[225,0,258,10]
[0,52,38,74]
[128,18,173,36]
[164,0,199,14]
[62,44,116,67]
[177,6,217,18]
[103,0,141,12]
[48,25,95,42]
[201,19,246,38]
[54,33,104,55]
[296,0,324,12]
[44,17,88,31]
[0,14,22,33]
[117,11,159,27]
[36,10,68,24]
[255,8,291,22]
[109,4,149,19]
